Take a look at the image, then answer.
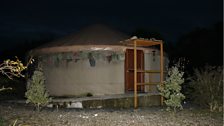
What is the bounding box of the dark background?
[0,0,223,67]
[0,0,222,100]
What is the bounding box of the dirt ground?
[0,103,223,126]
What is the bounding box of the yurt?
[29,24,168,97]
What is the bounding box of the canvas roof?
[30,24,164,54]
[39,24,130,48]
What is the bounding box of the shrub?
[0,116,4,126]
[158,65,185,112]
[25,67,51,111]
[190,65,223,112]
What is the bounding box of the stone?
[67,102,83,108]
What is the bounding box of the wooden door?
[125,49,144,92]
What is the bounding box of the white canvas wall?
[41,49,168,97]
[43,59,124,96]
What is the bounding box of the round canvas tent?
[30,24,167,97]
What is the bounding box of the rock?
[47,104,53,108]
[67,102,83,108]
[97,106,102,109]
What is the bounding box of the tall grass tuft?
[190,65,223,112]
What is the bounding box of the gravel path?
[0,103,222,126]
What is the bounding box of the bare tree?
[0,57,33,91]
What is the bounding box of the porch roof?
[120,37,163,47]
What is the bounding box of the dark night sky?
[0,0,222,51]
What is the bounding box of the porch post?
[134,40,138,109]
[160,43,164,105]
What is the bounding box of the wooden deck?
[4,93,161,109]
[50,92,161,109]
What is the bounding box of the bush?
[0,116,4,126]
[158,65,185,112]
[25,67,51,111]
[190,65,223,112]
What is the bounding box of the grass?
[0,116,4,126]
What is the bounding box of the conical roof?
[41,24,129,48]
